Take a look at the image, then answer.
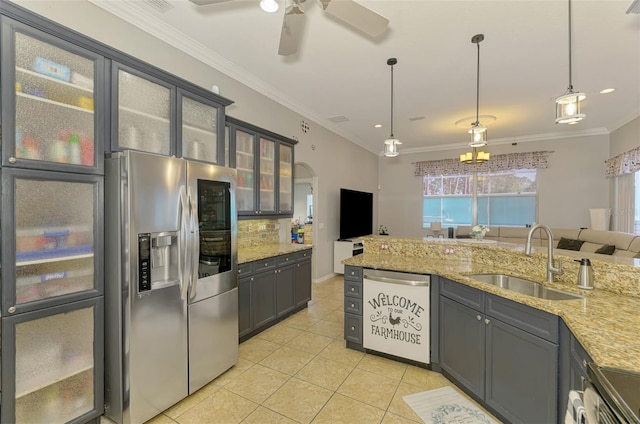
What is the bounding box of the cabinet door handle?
[484,318,491,325]
[351,326,356,331]
[351,303,356,308]
[476,315,482,321]
[8,306,16,314]
[350,287,355,292]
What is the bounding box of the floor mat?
[403,386,499,424]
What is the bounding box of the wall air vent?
[144,0,175,13]
[328,115,350,123]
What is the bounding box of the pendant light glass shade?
[468,123,487,147]
[383,58,400,157]
[384,138,401,157]
[555,0,585,124]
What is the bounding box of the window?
[423,169,537,228]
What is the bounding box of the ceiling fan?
[188,0,389,56]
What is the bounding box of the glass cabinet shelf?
[16,251,93,267]
[17,91,94,115]
[119,105,170,123]
[17,66,93,94]
[17,357,93,398]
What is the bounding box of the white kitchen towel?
[403,386,499,424]
[564,390,587,424]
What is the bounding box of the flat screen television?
[339,188,373,240]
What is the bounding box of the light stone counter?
[343,236,640,375]
[238,243,312,264]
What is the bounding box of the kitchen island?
[343,236,640,423]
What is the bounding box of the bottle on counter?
[69,134,81,165]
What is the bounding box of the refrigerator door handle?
[179,185,191,301]
[188,186,200,300]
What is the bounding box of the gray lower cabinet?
[439,278,559,424]
[294,255,312,307]
[343,265,363,347]
[251,269,277,330]
[239,249,312,340]
[559,319,593,419]
[276,263,296,317]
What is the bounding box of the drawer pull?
[351,326,355,331]
[350,271,355,276]
[476,315,482,321]
[484,318,491,325]
[350,287,355,292]
[351,303,355,308]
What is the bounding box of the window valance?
[605,146,640,178]
[413,151,554,176]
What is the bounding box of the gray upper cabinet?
[110,63,231,162]
[111,62,175,156]
[227,116,296,218]
[177,88,226,165]
[1,16,105,174]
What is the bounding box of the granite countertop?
[344,249,640,375]
[238,243,313,264]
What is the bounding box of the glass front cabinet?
[1,16,104,173]
[0,13,105,424]
[227,117,296,218]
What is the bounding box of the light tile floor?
[137,275,498,424]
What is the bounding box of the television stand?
[333,239,364,274]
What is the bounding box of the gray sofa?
[455,225,640,258]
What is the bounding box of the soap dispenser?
[575,258,594,290]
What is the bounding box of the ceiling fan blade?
[319,0,389,37]
[188,0,234,5]
[278,3,306,56]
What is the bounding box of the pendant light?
[555,0,585,124]
[468,34,487,147]
[384,58,401,157]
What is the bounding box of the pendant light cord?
[568,0,573,90]
[390,62,394,138]
[475,40,480,124]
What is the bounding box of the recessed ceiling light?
[374,124,383,128]
[600,88,615,94]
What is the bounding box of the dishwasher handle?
[363,275,430,287]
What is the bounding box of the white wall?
[14,0,379,281]
[378,133,611,237]
[610,116,640,157]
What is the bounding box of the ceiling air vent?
[144,0,175,13]
[328,115,349,123]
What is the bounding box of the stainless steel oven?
[584,362,640,424]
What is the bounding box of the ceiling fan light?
[260,0,279,13]
[469,124,487,147]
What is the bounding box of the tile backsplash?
[238,219,280,248]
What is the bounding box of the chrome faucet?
[525,224,563,283]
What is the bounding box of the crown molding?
[86,0,375,154]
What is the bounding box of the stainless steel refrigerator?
[103,150,238,424]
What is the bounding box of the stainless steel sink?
[468,274,585,301]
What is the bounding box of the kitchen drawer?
[277,253,296,266]
[344,266,362,281]
[345,313,363,344]
[344,297,362,315]
[441,278,484,311]
[485,294,559,343]
[295,249,312,261]
[345,280,362,299]
[238,262,253,276]
[254,258,276,272]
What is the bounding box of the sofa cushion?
[595,244,616,255]
[577,229,636,251]
[557,237,584,251]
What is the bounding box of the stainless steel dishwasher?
[362,269,430,364]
